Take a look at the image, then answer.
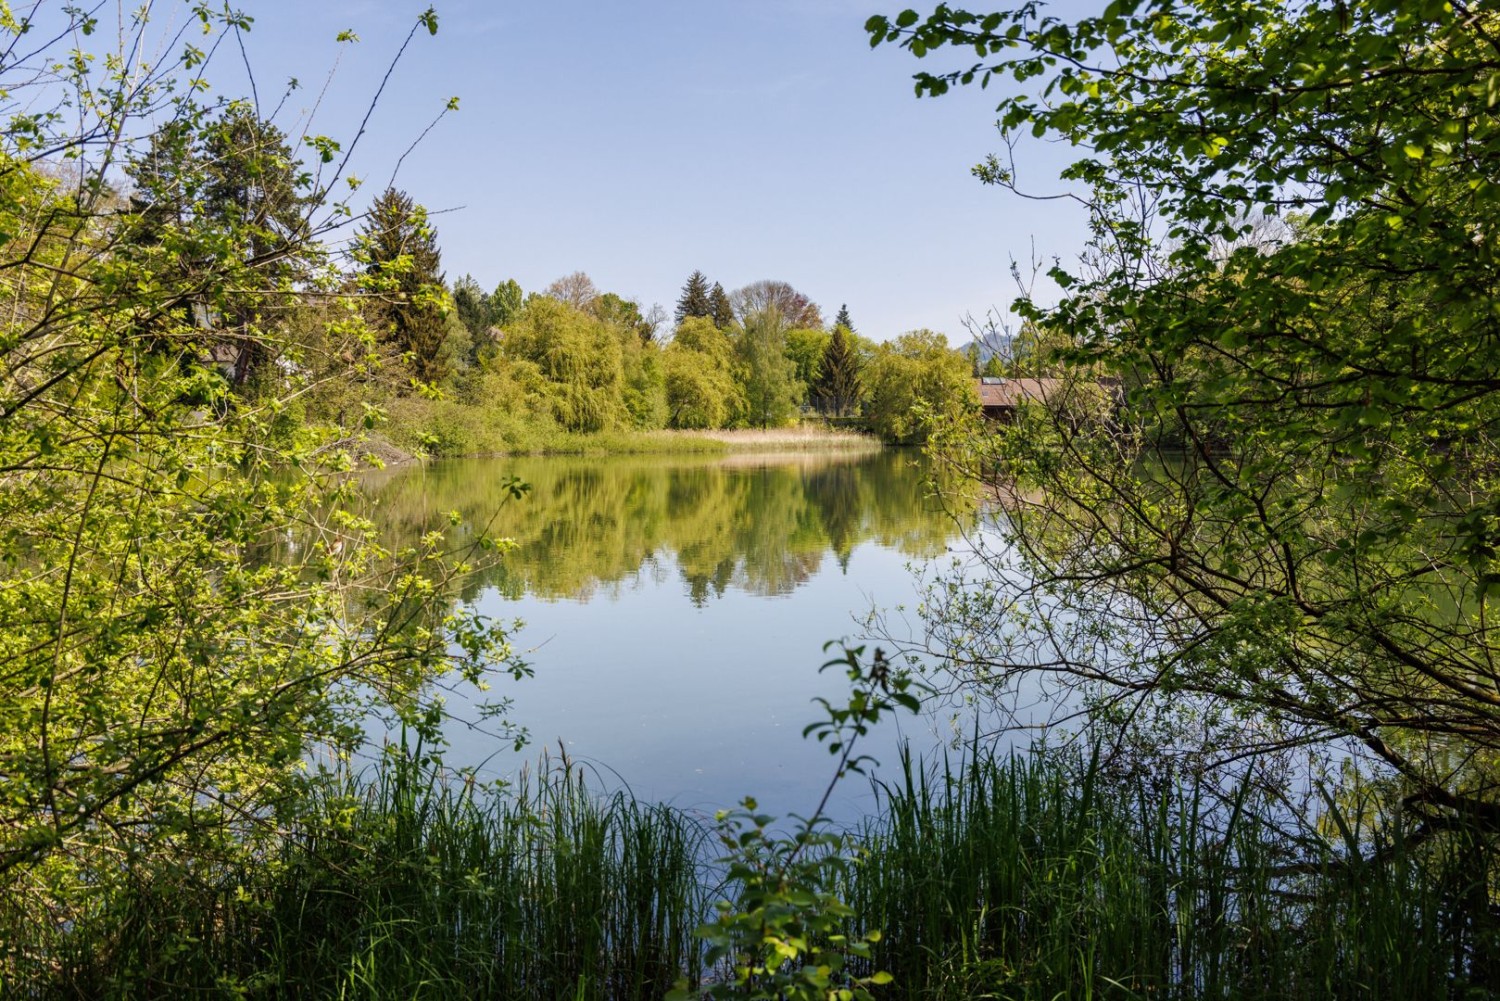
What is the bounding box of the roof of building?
[976,377,1067,408]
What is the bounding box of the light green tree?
[665,317,741,428]
[862,330,976,443]
[785,326,831,398]
[736,309,802,429]
[0,2,508,908]
[500,295,627,432]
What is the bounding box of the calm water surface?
[361,448,978,819]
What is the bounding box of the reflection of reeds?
[711,448,883,471]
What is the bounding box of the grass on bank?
[6,743,1494,999]
[374,394,879,462]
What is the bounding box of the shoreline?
[361,424,884,468]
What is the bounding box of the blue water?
[361,449,979,821]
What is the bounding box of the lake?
[358,448,981,820]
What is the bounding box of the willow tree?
[737,308,802,428]
[870,0,1500,825]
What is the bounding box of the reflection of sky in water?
[357,450,1017,823]
[444,543,933,823]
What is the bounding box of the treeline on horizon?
[83,102,1049,459]
[336,183,984,454]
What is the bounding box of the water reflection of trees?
[360,450,972,604]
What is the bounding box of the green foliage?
[6,744,710,999]
[596,291,656,346]
[785,326,831,397]
[358,187,451,384]
[846,745,1483,999]
[870,0,1500,824]
[812,324,862,418]
[676,270,714,325]
[664,318,741,430]
[451,274,487,337]
[0,0,516,958]
[710,281,736,330]
[671,646,916,1001]
[618,318,669,428]
[679,806,887,1001]
[124,101,314,389]
[833,304,854,333]
[861,330,976,443]
[488,278,524,328]
[737,309,802,429]
[498,295,628,432]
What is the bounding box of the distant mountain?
[956,330,1014,365]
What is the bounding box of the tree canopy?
[862,330,975,443]
[870,0,1500,822]
[0,3,516,902]
[736,308,802,429]
[813,323,862,417]
[675,270,713,324]
[733,280,823,330]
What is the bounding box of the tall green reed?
[6,739,1496,999]
[12,742,710,1000]
[843,743,1493,999]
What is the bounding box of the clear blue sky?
[216,0,1094,343]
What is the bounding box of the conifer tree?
[358,187,447,382]
[452,274,487,336]
[834,303,855,333]
[675,270,712,324]
[710,282,735,329]
[813,322,861,417]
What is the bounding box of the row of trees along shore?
[93,99,990,464]
[347,194,981,451]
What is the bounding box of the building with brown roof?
[976,377,1068,421]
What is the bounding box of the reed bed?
[844,746,1493,999]
[6,743,1496,998]
[676,426,882,451]
[10,749,712,1000]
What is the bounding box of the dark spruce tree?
[813,322,861,417]
[675,270,712,324]
[710,281,735,329]
[358,187,448,383]
[834,303,854,332]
